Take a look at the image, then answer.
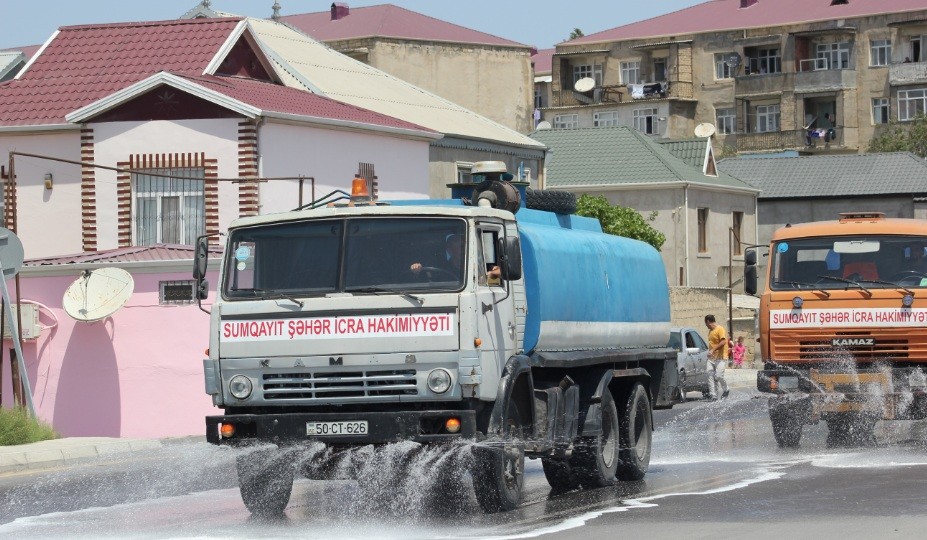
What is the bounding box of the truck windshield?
[223,217,467,298]
[770,235,927,291]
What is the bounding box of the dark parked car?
[668,327,710,400]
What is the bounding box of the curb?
[0,437,163,475]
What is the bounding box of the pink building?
[2,245,222,438]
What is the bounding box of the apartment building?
[541,0,927,155]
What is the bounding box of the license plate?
[306,420,369,436]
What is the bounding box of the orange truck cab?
[745,212,927,447]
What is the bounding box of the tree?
[568,28,584,40]
[575,194,666,251]
[867,114,927,157]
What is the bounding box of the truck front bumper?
[758,368,927,421]
[206,409,477,446]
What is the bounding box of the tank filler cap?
[472,161,507,175]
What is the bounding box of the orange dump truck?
[745,212,927,447]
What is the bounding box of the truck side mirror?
[498,236,522,281]
[193,236,209,280]
[744,247,758,295]
[197,279,210,300]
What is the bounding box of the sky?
[0,0,706,51]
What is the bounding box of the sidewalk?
[0,437,166,475]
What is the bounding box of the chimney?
[740,0,758,7]
[331,2,350,20]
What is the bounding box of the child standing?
[732,336,746,368]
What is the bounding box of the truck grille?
[262,369,418,401]
[772,331,910,361]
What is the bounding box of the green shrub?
[0,406,58,446]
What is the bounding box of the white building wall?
[258,121,431,214]
[92,119,240,248]
[0,130,82,258]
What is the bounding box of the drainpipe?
[684,184,690,286]
[256,117,266,213]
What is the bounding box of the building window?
[714,53,735,79]
[870,40,892,67]
[746,47,781,74]
[899,88,927,121]
[697,208,709,253]
[160,280,196,304]
[872,98,890,124]
[133,167,205,245]
[732,212,744,256]
[633,108,658,134]
[911,36,923,62]
[457,162,474,183]
[573,63,603,85]
[534,86,544,109]
[594,110,619,127]
[621,61,641,85]
[716,107,736,134]
[816,42,851,70]
[754,104,781,133]
[553,114,579,129]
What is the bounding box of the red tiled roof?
[0,18,241,126]
[532,48,554,75]
[179,74,435,133]
[283,4,527,48]
[569,0,927,44]
[25,244,223,266]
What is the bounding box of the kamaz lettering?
[831,338,875,347]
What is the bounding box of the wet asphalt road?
[1,387,925,539]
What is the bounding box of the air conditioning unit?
[2,303,41,340]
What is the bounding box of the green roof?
[529,127,756,191]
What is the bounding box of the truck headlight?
[229,375,253,400]
[427,369,452,394]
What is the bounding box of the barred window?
[160,280,196,304]
[133,167,205,245]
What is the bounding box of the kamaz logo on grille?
[832,338,875,347]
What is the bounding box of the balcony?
[793,59,856,92]
[889,60,927,86]
[734,72,789,97]
[730,128,844,153]
[553,80,694,107]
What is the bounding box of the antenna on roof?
[272,1,282,21]
[694,123,716,138]
[201,0,211,7]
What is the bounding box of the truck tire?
[541,458,581,492]
[571,389,620,488]
[525,188,577,215]
[825,413,877,447]
[471,398,525,513]
[769,405,803,448]
[236,449,295,517]
[616,383,652,481]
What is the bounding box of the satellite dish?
[63,267,135,322]
[725,53,742,68]
[574,77,596,93]
[694,122,717,138]
[0,227,24,278]
[536,121,552,130]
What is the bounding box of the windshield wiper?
[814,275,871,296]
[856,279,914,297]
[345,286,424,305]
[231,288,304,308]
[773,280,831,298]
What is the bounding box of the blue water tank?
[515,208,671,353]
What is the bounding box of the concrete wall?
[0,130,82,258]
[1,267,220,438]
[333,38,534,134]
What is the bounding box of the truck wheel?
[616,383,652,481]
[572,389,620,488]
[769,405,803,448]
[541,458,581,492]
[525,188,577,215]
[826,413,877,447]
[236,449,295,517]
[471,398,525,513]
